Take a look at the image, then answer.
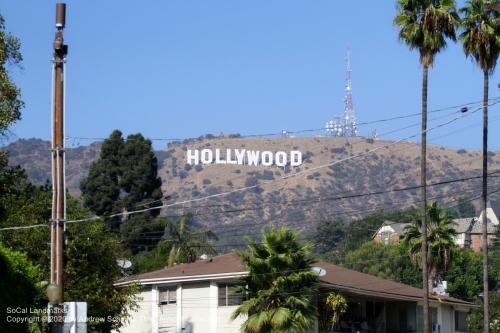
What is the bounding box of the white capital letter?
[235,149,246,165]
[215,149,226,164]
[261,151,273,166]
[226,149,237,164]
[275,151,287,167]
[187,149,199,165]
[201,149,213,164]
[247,150,260,166]
[290,151,302,166]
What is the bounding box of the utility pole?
[481,5,499,333]
[421,65,430,333]
[47,3,68,332]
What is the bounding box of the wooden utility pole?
[49,3,67,330]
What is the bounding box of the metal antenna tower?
[343,49,357,137]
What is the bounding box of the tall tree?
[394,2,458,332]
[80,130,123,217]
[0,14,23,135]
[403,201,457,289]
[80,130,163,252]
[460,2,500,331]
[231,227,318,333]
[81,130,163,218]
[164,214,218,267]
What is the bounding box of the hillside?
[3,137,500,231]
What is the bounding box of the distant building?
[372,202,499,251]
[115,252,475,333]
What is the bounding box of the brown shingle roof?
[316,261,471,306]
[117,252,245,284]
[117,253,474,307]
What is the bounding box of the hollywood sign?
[186,149,302,167]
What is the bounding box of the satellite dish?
[312,266,326,277]
[117,259,132,269]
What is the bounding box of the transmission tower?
[343,48,357,137]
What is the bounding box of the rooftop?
[117,252,474,307]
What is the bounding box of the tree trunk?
[428,266,436,292]
[482,69,489,333]
[421,64,430,333]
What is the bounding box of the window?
[381,232,391,245]
[455,311,468,332]
[218,283,244,306]
[159,286,176,305]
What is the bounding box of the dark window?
[455,311,468,332]
[218,284,244,306]
[159,286,176,305]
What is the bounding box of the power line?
[63,97,499,145]
[62,101,497,225]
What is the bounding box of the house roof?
[317,261,472,306]
[116,252,474,307]
[371,221,410,239]
[469,218,498,234]
[374,217,497,237]
[118,252,245,284]
[454,218,474,233]
[383,220,410,234]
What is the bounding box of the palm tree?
[231,226,318,333]
[164,214,218,267]
[404,201,457,289]
[394,2,458,331]
[460,2,500,331]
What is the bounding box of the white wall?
[181,283,211,333]
[158,303,176,332]
[440,304,454,333]
[117,287,153,333]
[217,306,243,333]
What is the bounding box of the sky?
[1,0,499,150]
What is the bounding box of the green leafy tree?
[307,219,345,262]
[231,227,318,333]
[64,221,139,333]
[310,209,419,263]
[460,0,500,103]
[0,243,43,333]
[342,209,418,255]
[80,130,123,217]
[80,130,163,252]
[325,292,347,331]
[0,14,23,135]
[164,214,218,267]
[0,162,138,333]
[395,3,458,330]
[445,248,483,301]
[403,201,457,289]
[133,240,172,273]
[344,241,415,281]
[0,155,51,269]
[460,4,500,330]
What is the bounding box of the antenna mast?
[343,48,357,137]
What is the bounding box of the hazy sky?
[2,0,499,150]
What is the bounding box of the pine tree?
[80,130,163,252]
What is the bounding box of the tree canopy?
[80,130,163,252]
[395,0,459,67]
[232,227,318,333]
[0,14,23,135]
